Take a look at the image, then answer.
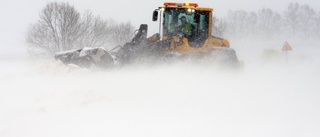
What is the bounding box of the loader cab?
[153,2,212,47]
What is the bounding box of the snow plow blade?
[54,47,114,68]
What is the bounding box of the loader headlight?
[187,8,195,13]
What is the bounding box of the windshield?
[162,8,209,43]
[163,8,194,35]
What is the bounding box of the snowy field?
[1,40,320,137]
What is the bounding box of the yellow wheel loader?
[55,2,239,68]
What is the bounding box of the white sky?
[0,0,319,53]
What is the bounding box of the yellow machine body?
[155,2,231,56]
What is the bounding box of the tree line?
[213,3,320,40]
[27,2,318,56]
[26,2,134,56]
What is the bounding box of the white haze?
[1,39,320,137]
[1,0,320,137]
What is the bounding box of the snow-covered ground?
[1,40,320,137]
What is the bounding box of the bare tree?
[284,3,317,38]
[109,21,135,46]
[27,2,82,55]
[212,16,227,37]
[220,3,319,41]
[314,12,320,38]
[257,8,282,39]
[225,10,258,39]
[298,4,316,38]
[245,12,258,38]
[284,3,301,37]
[77,11,113,48]
[27,2,136,56]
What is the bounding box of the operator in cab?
[178,16,193,37]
